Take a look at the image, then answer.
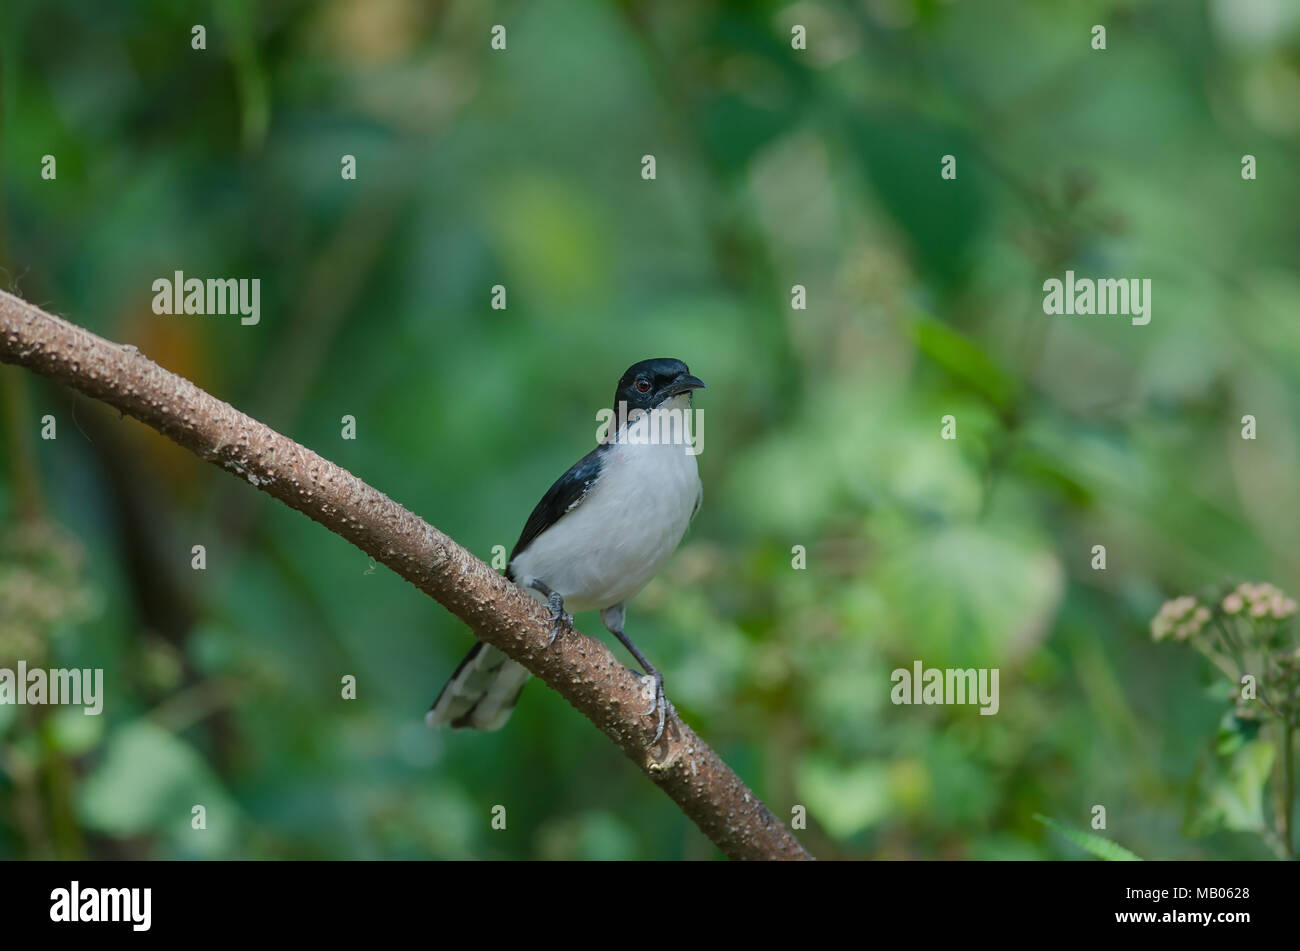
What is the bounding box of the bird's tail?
[426,642,531,731]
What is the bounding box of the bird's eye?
[635,378,652,393]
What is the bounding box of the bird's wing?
[507,443,608,570]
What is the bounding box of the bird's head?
[613,358,705,414]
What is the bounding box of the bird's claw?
[546,592,573,647]
[640,672,674,745]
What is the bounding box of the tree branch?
[0,288,812,861]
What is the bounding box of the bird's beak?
[664,374,705,397]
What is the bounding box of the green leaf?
[797,757,893,839]
[1184,738,1275,836]
[911,317,1020,410]
[1034,814,1143,861]
[44,706,104,755]
[78,720,238,855]
[1214,710,1260,756]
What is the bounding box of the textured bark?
[0,289,812,861]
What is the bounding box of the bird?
[426,357,705,744]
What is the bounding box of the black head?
[613,358,705,413]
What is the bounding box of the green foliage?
[1184,737,1275,838]
[79,721,238,856]
[1034,815,1142,862]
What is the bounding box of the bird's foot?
[639,670,675,745]
[546,592,573,647]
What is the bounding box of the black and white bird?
[427,358,705,743]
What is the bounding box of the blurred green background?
[2,0,1299,860]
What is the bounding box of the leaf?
[797,757,892,839]
[78,720,238,855]
[45,706,104,755]
[1034,814,1142,861]
[1214,709,1260,756]
[1184,738,1275,837]
[911,317,1020,411]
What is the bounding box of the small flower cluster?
[1150,595,1210,642]
[1221,582,1297,620]
[1148,581,1300,858]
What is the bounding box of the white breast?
[510,405,701,614]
